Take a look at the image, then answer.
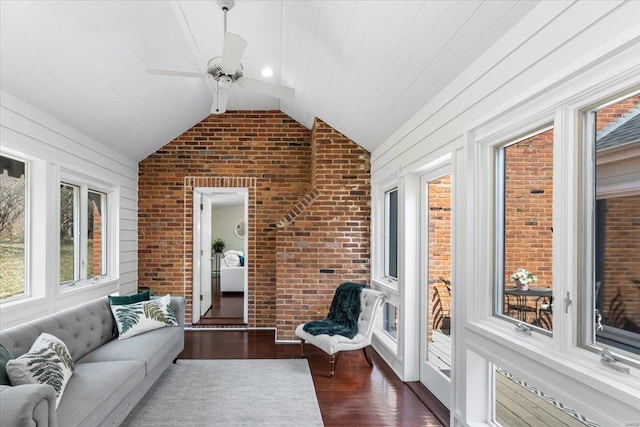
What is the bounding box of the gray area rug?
[121,359,324,426]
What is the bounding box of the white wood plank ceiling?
[0,0,538,161]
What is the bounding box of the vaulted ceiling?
[0,0,538,161]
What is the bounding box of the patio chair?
[295,286,387,377]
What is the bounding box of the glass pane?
[427,175,452,375]
[386,189,398,279]
[499,128,554,332]
[0,155,27,301]
[494,364,597,426]
[60,183,77,283]
[593,93,640,356]
[87,190,106,278]
[383,302,398,340]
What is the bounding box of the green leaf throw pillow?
[0,343,14,385]
[108,290,151,306]
[110,294,178,340]
[5,333,74,409]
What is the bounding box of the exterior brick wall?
[596,96,640,331]
[504,97,640,331]
[504,129,554,291]
[600,195,640,328]
[427,175,452,341]
[275,118,371,340]
[91,201,102,276]
[596,95,640,131]
[138,112,370,334]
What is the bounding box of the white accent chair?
[295,288,387,377]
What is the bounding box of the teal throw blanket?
[303,282,366,339]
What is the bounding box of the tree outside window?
[0,155,27,301]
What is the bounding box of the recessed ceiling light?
[261,67,274,78]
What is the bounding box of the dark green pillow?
[108,290,150,306]
[0,343,14,385]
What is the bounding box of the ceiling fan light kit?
[146,0,294,115]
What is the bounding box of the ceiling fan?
[146,0,294,114]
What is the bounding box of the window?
[0,155,27,302]
[582,90,640,361]
[60,182,108,286]
[495,127,554,333]
[385,188,398,280]
[383,302,398,340]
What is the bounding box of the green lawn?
[0,241,92,300]
[0,241,25,300]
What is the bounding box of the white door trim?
[192,187,249,324]
[419,161,453,409]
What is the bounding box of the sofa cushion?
[76,324,182,375]
[57,360,144,427]
[110,295,178,339]
[108,290,150,306]
[0,297,115,362]
[0,344,13,385]
[6,333,74,409]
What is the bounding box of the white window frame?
[493,124,555,336]
[58,168,116,293]
[384,187,399,281]
[372,174,400,291]
[0,148,48,322]
[371,174,401,360]
[579,88,640,366]
[382,301,399,342]
[464,70,640,425]
[0,151,31,303]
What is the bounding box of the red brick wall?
[502,96,640,329]
[596,96,640,331]
[427,176,452,340]
[139,111,310,325]
[504,129,554,290]
[275,118,371,340]
[600,195,640,328]
[91,201,102,276]
[596,95,640,131]
[138,112,370,334]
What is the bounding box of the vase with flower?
[509,268,538,291]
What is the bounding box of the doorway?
[192,187,248,325]
[419,164,453,409]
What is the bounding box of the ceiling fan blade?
[146,69,208,79]
[220,32,247,74]
[211,86,229,115]
[237,77,294,100]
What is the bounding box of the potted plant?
[212,238,226,253]
[509,268,538,290]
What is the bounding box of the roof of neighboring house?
[597,107,640,151]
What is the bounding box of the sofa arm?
[170,297,186,327]
[0,384,58,427]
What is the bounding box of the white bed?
[220,250,246,293]
[220,266,245,293]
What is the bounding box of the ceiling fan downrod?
[217,0,234,33]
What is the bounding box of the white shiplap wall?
[370,1,640,425]
[0,90,138,329]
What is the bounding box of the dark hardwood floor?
[196,276,245,325]
[180,329,445,426]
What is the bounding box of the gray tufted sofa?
[0,295,185,427]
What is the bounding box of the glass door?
[419,165,453,409]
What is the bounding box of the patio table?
[505,287,552,323]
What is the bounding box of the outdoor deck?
[429,330,593,426]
